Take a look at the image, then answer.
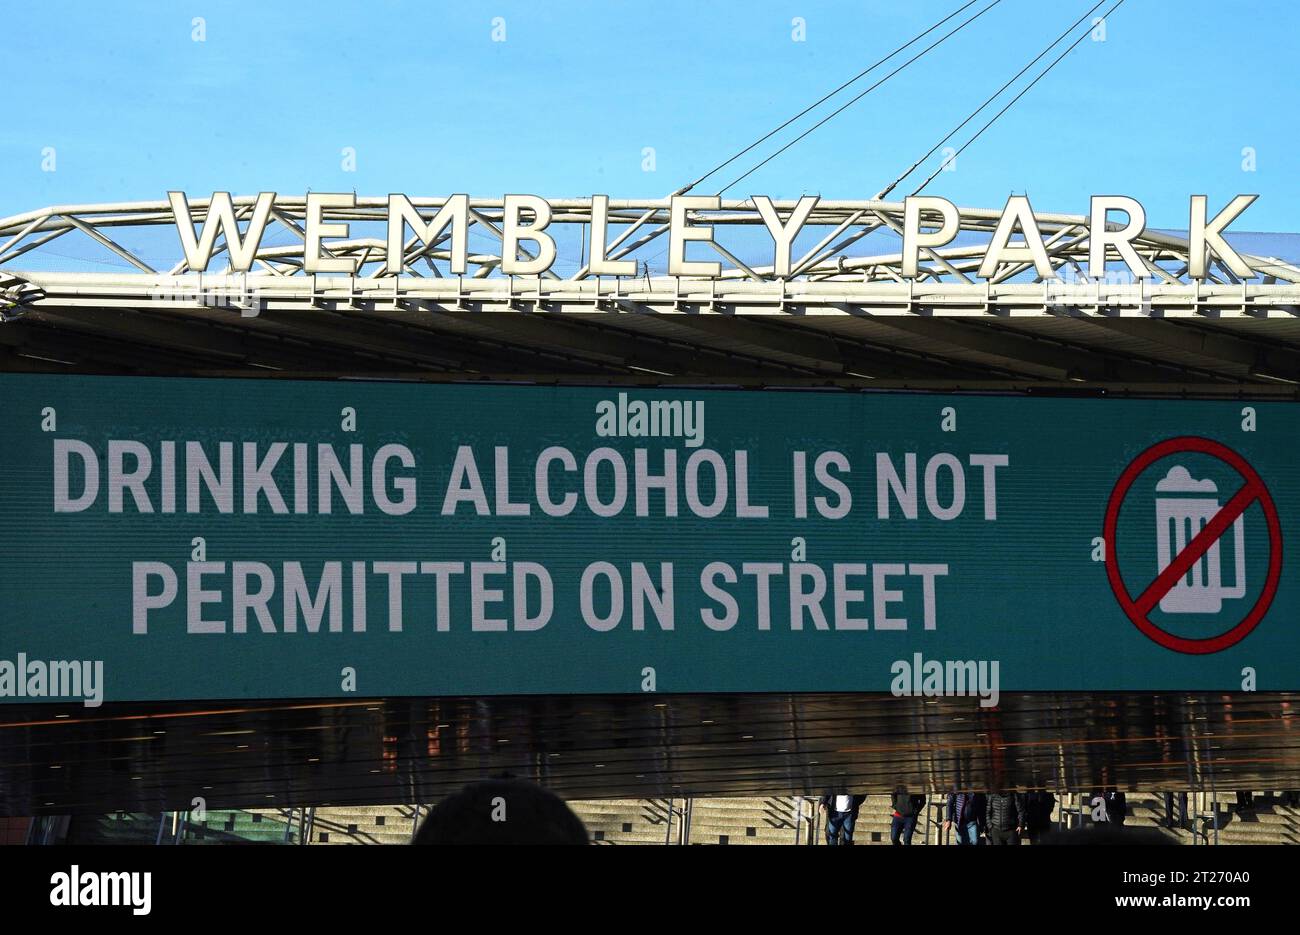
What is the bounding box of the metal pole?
[410,805,421,842]
[154,812,169,846]
[301,806,316,845]
[664,799,674,845]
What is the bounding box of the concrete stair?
[57,790,1300,844]
[685,796,806,845]
[559,791,1300,845]
[307,805,419,844]
[1199,802,1300,845]
[66,811,162,844]
[182,807,297,844]
[570,798,676,844]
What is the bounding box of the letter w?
[169,191,276,272]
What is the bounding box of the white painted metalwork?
[2,197,1297,318]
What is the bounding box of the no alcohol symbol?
[1103,436,1282,654]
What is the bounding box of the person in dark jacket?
[985,790,1025,845]
[1022,791,1056,843]
[818,790,866,845]
[945,791,985,845]
[889,785,927,845]
[1103,790,1127,826]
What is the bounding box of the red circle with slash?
[1103,436,1281,654]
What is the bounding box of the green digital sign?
[0,373,1292,705]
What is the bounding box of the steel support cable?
[678,0,986,197]
[875,0,1110,200]
[908,0,1127,198]
[624,1,1004,272]
[715,0,1007,197]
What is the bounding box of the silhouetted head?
[413,780,589,845]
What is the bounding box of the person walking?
[889,785,927,845]
[819,790,866,845]
[1022,791,1056,843]
[945,790,985,846]
[1103,789,1128,826]
[985,790,1024,845]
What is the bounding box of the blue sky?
[5,0,1298,230]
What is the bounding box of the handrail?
[410,805,422,843]
[283,808,299,845]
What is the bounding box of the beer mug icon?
[1154,466,1246,614]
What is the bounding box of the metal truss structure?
[3,196,1300,316]
[1,196,1299,394]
